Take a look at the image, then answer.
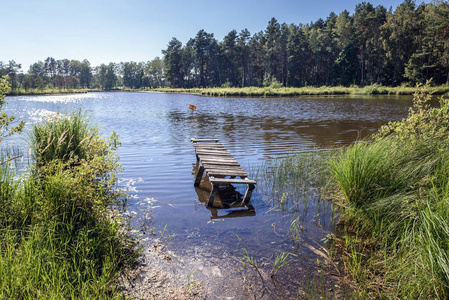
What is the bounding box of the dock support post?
[243,184,256,205]
[207,184,219,207]
[194,165,204,187]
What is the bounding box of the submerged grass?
[0,107,137,298]
[260,149,335,212]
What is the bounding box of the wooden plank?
[199,158,237,164]
[195,147,229,152]
[203,164,246,171]
[206,170,248,177]
[195,147,227,151]
[197,154,235,160]
[191,138,219,143]
[209,178,257,185]
[205,169,247,176]
[200,160,240,166]
[193,144,225,148]
[200,156,238,161]
[194,146,227,151]
[205,166,247,173]
[196,149,231,155]
[193,143,224,147]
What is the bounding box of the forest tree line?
[163,0,449,88]
[1,0,448,92]
[0,58,164,91]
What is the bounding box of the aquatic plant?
[270,252,291,277]
[260,149,333,211]
[237,235,261,277]
[186,267,199,292]
[158,224,173,250]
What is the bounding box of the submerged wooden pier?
[191,138,256,207]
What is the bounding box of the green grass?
[28,110,99,165]
[256,81,449,298]
[0,110,136,298]
[326,83,449,298]
[150,84,449,97]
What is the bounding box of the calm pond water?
[5,92,413,298]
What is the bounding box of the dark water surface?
[5,92,412,298]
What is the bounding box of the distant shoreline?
[149,85,449,97]
[6,88,102,96]
[7,85,449,97]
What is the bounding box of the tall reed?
[28,110,97,166]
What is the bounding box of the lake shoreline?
[149,85,449,97]
[7,84,449,97]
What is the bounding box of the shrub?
[0,79,134,298]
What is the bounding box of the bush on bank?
[0,76,136,298]
[329,81,449,298]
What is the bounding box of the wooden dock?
[191,138,256,207]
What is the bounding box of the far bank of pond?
[4,92,419,298]
[6,87,102,96]
[8,83,449,97]
[150,84,449,97]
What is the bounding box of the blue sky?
[1,0,431,72]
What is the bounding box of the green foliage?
[0,144,134,298]
[94,63,117,90]
[0,81,135,298]
[260,149,332,211]
[332,44,359,86]
[158,1,448,88]
[237,235,261,277]
[28,110,120,172]
[0,76,25,142]
[377,80,449,140]
[329,82,449,297]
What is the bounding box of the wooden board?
[197,154,235,160]
[200,160,240,166]
[209,178,257,185]
[196,149,231,155]
[194,146,227,151]
[206,169,248,177]
[193,143,224,147]
[194,145,225,149]
[203,164,246,171]
[191,138,219,143]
